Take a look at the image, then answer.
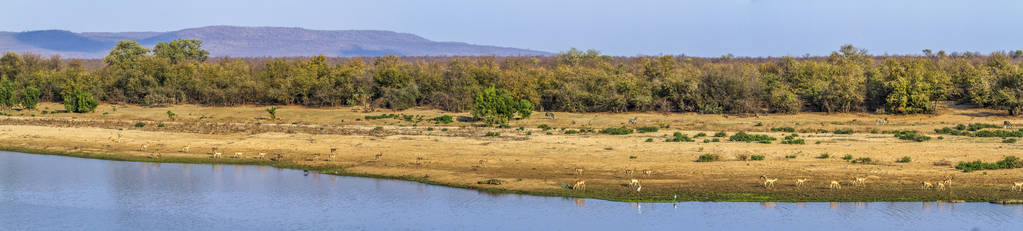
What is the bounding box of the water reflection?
[1,151,1021,231]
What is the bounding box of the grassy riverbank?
[2,103,1023,202]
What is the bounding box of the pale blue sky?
[2,0,1021,56]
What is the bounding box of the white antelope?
[258,152,267,159]
[1012,182,1023,192]
[854,177,867,187]
[180,145,190,153]
[796,178,808,187]
[830,180,841,189]
[760,175,778,189]
[212,152,223,159]
[233,152,243,159]
[922,181,934,190]
[572,180,586,191]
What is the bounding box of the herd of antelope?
[135,144,353,163]
[567,172,1023,193]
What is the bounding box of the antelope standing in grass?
[1005,121,1013,129]
[629,178,640,187]
[212,152,223,159]
[624,169,634,176]
[922,181,934,190]
[544,112,555,120]
[1012,182,1023,192]
[875,118,888,125]
[478,159,488,167]
[374,153,383,160]
[572,180,586,191]
[936,182,946,191]
[830,180,841,189]
[760,175,778,189]
[796,178,808,188]
[139,144,148,152]
[854,177,867,187]
[180,145,190,153]
[257,152,266,159]
[628,117,638,124]
[575,168,584,176]
[643,170,652,176]
[943,176,953,189]
[233,152,243,159]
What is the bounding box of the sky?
[2,0,1021,57]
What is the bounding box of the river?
[1,151,1021,230]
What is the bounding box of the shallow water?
[1,151,1021,230]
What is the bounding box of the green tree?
[153,39,210,64]
[62,86,99,113]
[993,72,1023,116]
[472,86,532,124]
[0,52,24,79]
[104,40,150,68]
[0,79,16,108]
[21,85,41,109]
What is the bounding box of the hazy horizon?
[2,0,1021,57]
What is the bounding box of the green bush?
[696,154,720,162]
[134,122,145,128]
[428,115,454,124]
[694,132,707,138]
[472,86,532,124]
[729,132,776,143]
[833,128,854,134]
[818,153,830,159]
[484,131,500,137]
[62,87,99,113]
[645,138,654,142]
[601,127,634,135]
[897,156,911,163]
[892,130,931,142]
[538,124,552,131]
[750,155,765,161]
[852,157,872,164]
[770,127,795,132]
[955,156,1023,172]
[785,155,797,159]
[564,129,579,134]
[714,131,727,137]
[842,154,853,161]
[1004,138,1018,143]
[666,132,695,142]
[637,126,659,133]
[21,85,41,109]
[711,138,720,142]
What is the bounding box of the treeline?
[0,41,1022,115]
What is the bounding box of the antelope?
[572,180,586,191]
[212,152,223,159]
[796,178,808,187]
[936,182,946,191]
[922,181,934,190]
[943,176,953,188]
[875,118,888,125]
[478,159,488,167]
[628,117,638,124]
[180,145,190,153]
[1012,182,1023,192]
[629,178,640,187]
[374,153,383,160]
[575,168,584,175]
[545,112,555,120]
[233,152,243,159]
[624,169,634,176]
[139,144,148,152]
[830,180,841,189]
[330,148,337,154]
[760,175,778,189]
[1005,121,1013,129]
[257,152,267,159]
[643,170,652,176]
[854,177,867,187]
[327,154,335,161]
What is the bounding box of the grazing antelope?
[830,180,841,189]
[212,152,223,159]
[922,181,934,190]
[936,182,946,191]
[575,168,584,175]
[572,180,586,191]
[545,112,555,120]
[180,145,190,153]
[1012,182,1023,192]
[796,178,808,187]
[875,118,888,125]
[257,152,267,159]
[374,152,383,160]
[628,117,638,124]
[643,170,652,176]
[624,169,634,176]
[760,175,778,189]
[233,152,243,159]
[1005,121,1013,129]
[854,177,867,187]
[629,178,640,187]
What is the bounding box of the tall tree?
[153,39,210,64]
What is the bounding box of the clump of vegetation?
[564,129,579,134]
[637,126,659,133]
[711,138,720,142]
[785,155,797,159]
[892,130,931,142]
[629,155,637,159]
[750,155,765,161]
[600,127,634,135]
[428,115,454,124]
[166,110,176,120]
[770,127,795,132]
[21,85,41,110]
[735,153,750,161]
[265,106,278,120]
[645,138,654,142]
[484,131,500,137]
[729,132,776,144]
[714,131,727,137]
[365,114,399,120]
[694,132,707,138]
[157,123,165,128]
[62,86,99,113]
[851,157,873,164]
[665,132,695,142]
[780,134,805,144]
[537,124,552,131]
[842,154,853,161]
[472,86,532,124]
[696,154,720,162]
[897,156,912,163]
[134,122,145,128]
[955,156,1023,172]
[1003,138,1018,143]
[833,128,854,134]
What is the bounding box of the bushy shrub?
[897,156,912,163]
[833,128,854,134]
[134,122,145,127]
[714,131,727,137]
[538,124,552,131]
[696,154,720,162]
[729,132,776,143]
[694,132,707,138]
[428,115,454,124]
[818,153,830,159]
[62,87,99,113]
[770,127,795,132]
[21,85,41,109]
[637,126,659,133]
[484,131,500,137]
[750,155,765,161]
[666,132,695,142]
[955,156,1023,172]
[842,154,853,160]
[601,127,634,135]
[852,157,872,164]
[892,130,931,142]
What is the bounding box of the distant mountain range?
[0,26,550,58]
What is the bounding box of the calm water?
[1,152,1021,230]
